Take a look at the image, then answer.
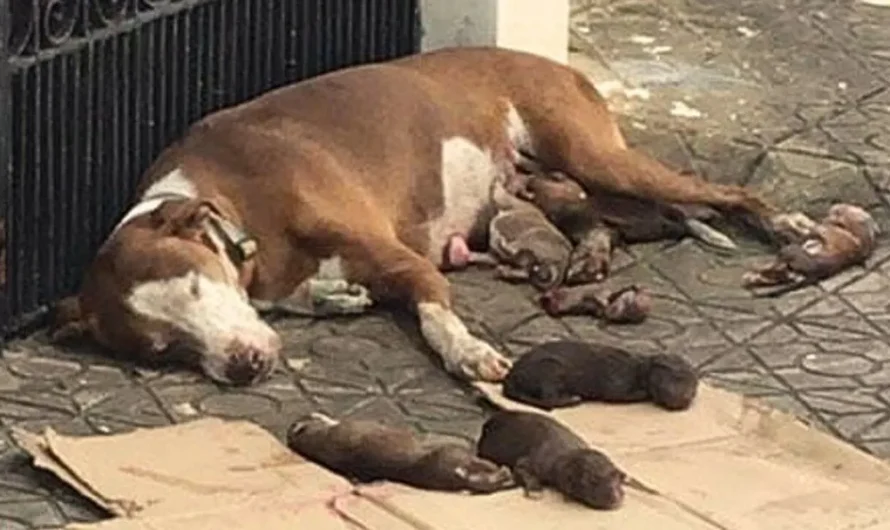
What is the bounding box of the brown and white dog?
[52,47,776,386]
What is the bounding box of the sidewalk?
[2,0,890,527]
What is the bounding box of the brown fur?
[477,410,626,510]
[57,47,775,385]
[287,414,514,493]
[501,340,698,412]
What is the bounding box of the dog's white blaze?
[126,270,279,382]
[113,168,198,233]
[428,137,501,263]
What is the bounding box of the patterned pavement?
[3,0,890,527]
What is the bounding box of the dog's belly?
[426,136,503,265]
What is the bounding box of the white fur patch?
[113,168,198,233]
[505,103,533,154]
[126,270,280,382]
[417,302,471,358]
[143,167,199,200]
[427,137,501,263]
[417,302,506,379]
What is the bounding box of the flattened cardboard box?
[13,384,890,530]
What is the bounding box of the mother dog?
[52,47,776,386]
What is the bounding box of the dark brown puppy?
[476,410,626,510]
[744,204,880,296]
[287,413,514,493]
[501,340,698,411]
[540,284,652,324]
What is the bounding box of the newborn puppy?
[519,168,737,278]
[501,340,698,411]
[444,179,573,291]
[744,204,880,296]
[516,170,616,284]
[476,410,627,510]
[540,284,652,324]
[287,413,514,493]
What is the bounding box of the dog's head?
[52,198,281,386]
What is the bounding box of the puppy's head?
[523,172,589,224]
[556,449,626,510]
[286,412,339,452]
[646,353,698,410]
[824,204,880,247]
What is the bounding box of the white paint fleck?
[576,24,591,34]
[838,81,848,90]
[736,26,758,38]
[670,101,703,119]
[630,34,655,45]
[173,402,199,416]
[287,358,310,371]
[624,88,651,100]
[645,45,673,54]
[596,80,625,97]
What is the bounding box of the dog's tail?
[571,148,780,238]
[48,295,89,343]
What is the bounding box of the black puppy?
[502,340,698,411]
[476,410,628,510]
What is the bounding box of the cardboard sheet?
[13,385,890,529]
[12,418,399,530]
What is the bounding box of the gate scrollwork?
[9,0,182,56]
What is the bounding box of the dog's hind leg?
[513,73,780,232]
[345,235,512,382]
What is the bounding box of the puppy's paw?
[771,211,817,242]
[462,464,517,493]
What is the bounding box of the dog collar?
[123,191,258,266]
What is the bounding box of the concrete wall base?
[420,0,570,64]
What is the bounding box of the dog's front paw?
[447,335,512,382]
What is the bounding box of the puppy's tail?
[568,148,779,238]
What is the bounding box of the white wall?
[420,0,569,64]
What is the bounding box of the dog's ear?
[150,199,216,239]
[48,295,91,343]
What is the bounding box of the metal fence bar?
[2,0,420,335]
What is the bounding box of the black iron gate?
[0,0,420,334]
